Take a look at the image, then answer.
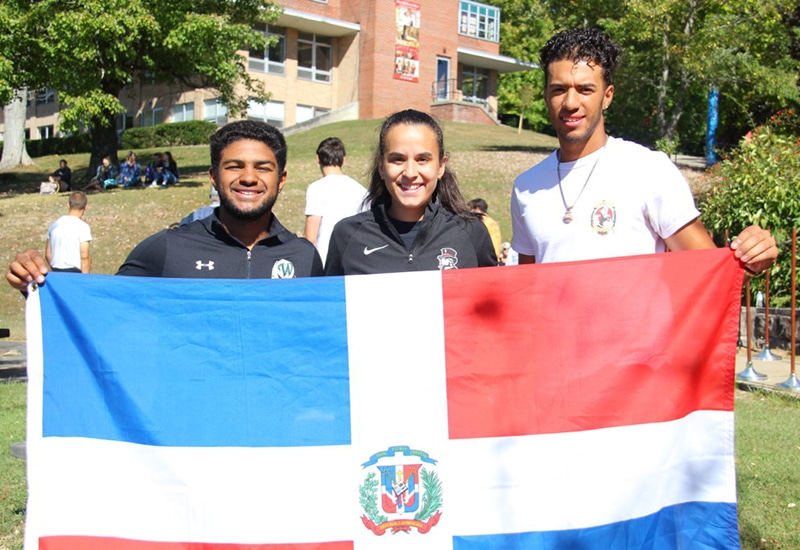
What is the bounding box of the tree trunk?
[0,88,34,171]
[87,113,120,181]
[656,30,670,139]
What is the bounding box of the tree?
[602,0,800,152]
[0,89,33,170]
[491,0,800,153]
[0,2,35,171]
[12,0,279,177]
[698,114,800,305]
[487,0,553,134]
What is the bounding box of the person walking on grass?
[45,191,92,274]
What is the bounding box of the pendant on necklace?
[562,209,574,224]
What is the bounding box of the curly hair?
[210,120,288,176]
[365,109,471,218]
[539,28,623,86]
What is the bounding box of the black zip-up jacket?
[324,201,496,275]
[117,212,323,279]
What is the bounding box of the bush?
[698,116,800,306]
[122,120,218,149]
[24,133,93,157]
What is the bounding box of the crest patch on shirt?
[591,202,616,235]
[437,248,459,270]
[271,259,296,278]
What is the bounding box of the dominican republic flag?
[24,248,743,550]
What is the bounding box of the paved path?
[0,341,26,381]
[735,347,800,393]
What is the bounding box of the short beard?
[218,191,277,221]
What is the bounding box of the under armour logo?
[195,260,215,270]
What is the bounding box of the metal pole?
[727,230,745,349]
[737,277,768,380]
[754,268,782,360]
[778,227,800,390]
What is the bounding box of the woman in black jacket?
[325,109,496,275]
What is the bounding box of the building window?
[250,24,286,75]
[142,107,164,127]
[248,99,284,128]
[171,102,195,123]
[296,104,330,124]
[38,125,55,139]
[461,65,490,103]
[459,1,499,42]
[35,89,56,105]
[116,112,134,135]
[204,99,228,126]
[297,33,332,82]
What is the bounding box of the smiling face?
[379,123,446,222]
[210,138,286,221]
[545,58,614,161]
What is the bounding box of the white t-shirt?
[305,174,367,265]
[47,215,92,269]
[511,137,700,264]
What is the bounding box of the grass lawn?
[0,382,26,550]
[735,390,800,548]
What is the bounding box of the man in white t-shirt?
[304,137,367,266]
[46,191,92,273]
[511,28,777,274]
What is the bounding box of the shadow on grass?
[478,144,556,154]
[738,517,767,549]
[0,165,209,198]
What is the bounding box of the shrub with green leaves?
[122,120,218,149]
[698,120,800,306]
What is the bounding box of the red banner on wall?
[394,0,420,82]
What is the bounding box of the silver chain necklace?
[556,146,605,224]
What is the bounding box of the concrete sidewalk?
[0,340,26,381]
[734,347,800,393]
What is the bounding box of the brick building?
[5,0,532,140]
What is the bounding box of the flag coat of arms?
[24,248,743,549]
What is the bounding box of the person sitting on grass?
[117,151,142,187]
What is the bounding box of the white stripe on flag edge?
[26,411,734,544]
[442,409,736,535]
[24,285,45,550]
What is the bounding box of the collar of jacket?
[204,211,291,248]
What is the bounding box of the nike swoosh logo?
[363,245,389,255]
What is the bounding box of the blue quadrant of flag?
[40,274,352,447]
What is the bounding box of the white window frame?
[297,33,332,83]
[461,65,490,103]
[204,99,228,126]
[248,99,284,128]
[436,57,451,100]
[141,107,164,127]
[458,0,499,42]
[249,24,286,75]
[116,112,134,137]
[296,104,330,124]
[38,125,55,139]
[171,102,195,123]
